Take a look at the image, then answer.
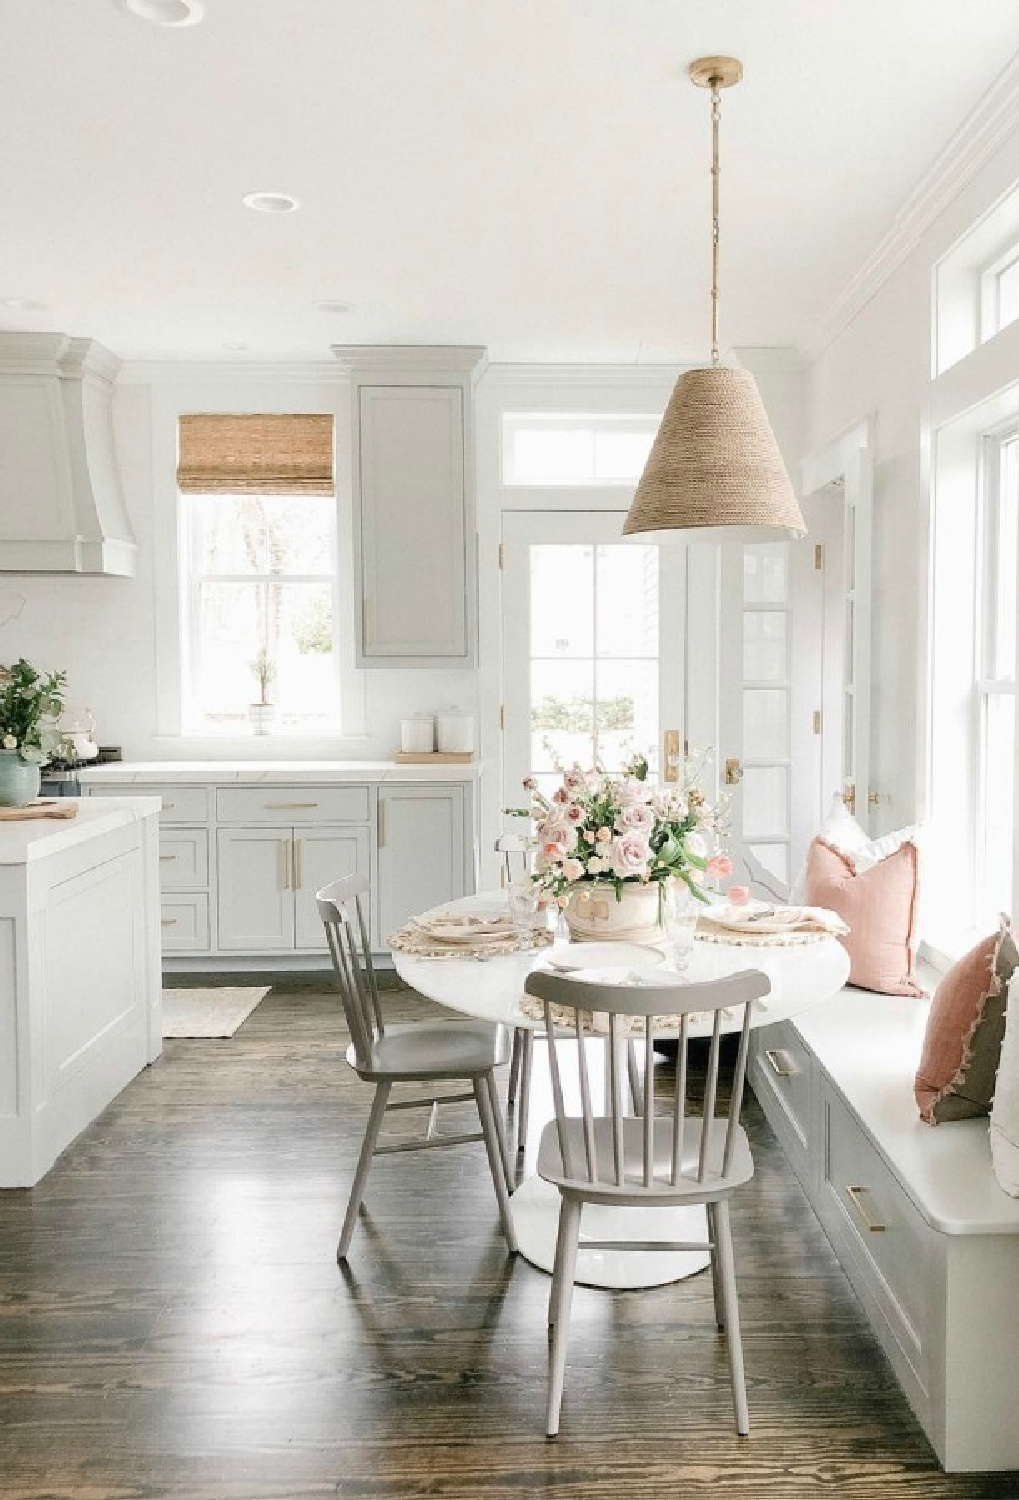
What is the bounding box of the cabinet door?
[357,385,468,663]
[293,827,371,952]
[376,786,470,949]
[216,828,294,952]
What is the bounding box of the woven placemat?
[389,924,554,960]
[695,916,832,948]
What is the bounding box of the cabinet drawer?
[159,894,210,952]
[89,783,210,824]
[754,1022,813,1149]
[216,785,369,826]
[158,829,209,891]
[822,1083,935,1377]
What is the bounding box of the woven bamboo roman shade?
[177,414,334,495]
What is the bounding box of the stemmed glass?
[662,881,699,973]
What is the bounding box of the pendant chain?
[710,78,722,367]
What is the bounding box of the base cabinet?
[376,784,471,948]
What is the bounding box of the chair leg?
[547,1195,571,1336]
[485,1069,515,1192]
[546,1196,582,1439]
[516,1029,534,1153]
[337,1080,391,1263]
[714,1199,749,1436]
[508,1027,523,1104]
[706,1200,725,1330]
[474,1076,518,1254]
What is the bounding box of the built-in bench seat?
[748,968,1019,1474]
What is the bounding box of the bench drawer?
[821,1081,936,1383]
[158,829,209,890]
[753,1021,813,1148]
[89,783,210,824]
[159,894,210,952]
[215,785,370,825]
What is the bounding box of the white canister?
[436,711,476,755]
[400,714,436,754]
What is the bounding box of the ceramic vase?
[563,880,663,944]
[0,751,41,808]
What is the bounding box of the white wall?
[803,122,1019,833]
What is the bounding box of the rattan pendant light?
[623,56,806,542]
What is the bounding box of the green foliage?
[292,591,333,654]
[0,659,66,758]
[531,695,634,733]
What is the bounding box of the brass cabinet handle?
[265,801,319,810]
[279,839,291,890]
[765,1048,798,1078]
[845,1184,885,1233]
[159,854,178,863]
[377,798,386,848]
[162,802,175,811]
[292,838,302,889]
[161,918,178,927]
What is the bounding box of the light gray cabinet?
[376,784,472,949]
[217,824,370,954]
[334,345,486,668]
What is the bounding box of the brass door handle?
[844,1184,885,1233]
[724,757,743,786]
[292,839,302,890]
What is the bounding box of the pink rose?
[615,802,655,833]
[564,803,585,824]
[553,786,570,804]
[727,884,751,906]
[610,832,650,879]
[596,826,612,843]
[706,853,733,879]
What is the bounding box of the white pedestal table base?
[510,1175,711,1289]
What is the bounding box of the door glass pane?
[743,545,789,604]
[595,545,658,657]
[983,691,1015,917]
[845,599,855,684]
[595,659,658,770]
[844,691,855,778]
[743,689,789,760]
[750,843,789,884]
[743,612,788,682]
[995,438,1018,679]
[531,659,595,771]
[531,546,594,656]
[743,766,789,838]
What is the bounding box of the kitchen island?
[0,797,161,1186]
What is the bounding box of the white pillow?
[990,969,1019,1198]
[789,792,920,900]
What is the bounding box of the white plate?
[707,903,810,934]
[543,941,666,973]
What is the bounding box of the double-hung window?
[976,427,1018,918]
[177,414,340,736]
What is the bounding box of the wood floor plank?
[0,984,1016,1498]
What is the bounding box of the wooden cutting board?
[0,801,79,822]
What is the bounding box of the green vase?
[0,751,41,808]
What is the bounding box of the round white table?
[393,893,851,1290]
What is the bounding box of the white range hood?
[0,333,136,576]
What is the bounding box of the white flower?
[615,802,655,834]
[2,734,16,750]
[615,777,653,807]
[586,855,606,875]
[686,831,708,860]
[562,857,584,882]
[610,832,651,879]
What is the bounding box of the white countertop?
[77,759,481,785]
[0,796,161,866]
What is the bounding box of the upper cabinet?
[333,345,486,667]
[0,333,136,576]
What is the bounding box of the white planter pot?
[249,703,275,736]
[563,881,663,944]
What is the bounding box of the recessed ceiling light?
[114,0,204,26]
[223,342,250,352]
[314,300,352,315]
[242,192,300,215]
[0,297,46,311]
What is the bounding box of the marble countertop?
[0,796,162,866]
[77,759,481,785]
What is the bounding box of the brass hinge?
[499,705,506,731]
[498,542,505,569]
[814,543,825,570]
[812,709,823,735]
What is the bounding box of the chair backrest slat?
[698,1008,723,1183]
[523,966,770,1198]
[317,873,380,1073]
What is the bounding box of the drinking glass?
[508,878,539,936]
[662,883,699,972]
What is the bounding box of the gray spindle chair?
[523,965,771,1439]
[496,833,537,1153]
[318,873,517,1261]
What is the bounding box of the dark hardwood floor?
[2,983,1017,1500]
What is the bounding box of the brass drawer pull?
[159,854,178,863]
[161,918,178,927]
[161,802,175,811]
[765,1048,797,1078]
[265,801,319,810]
[845,1184,885,1233]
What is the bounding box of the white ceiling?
[4,0,1019,362]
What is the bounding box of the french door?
[501,511,684,807]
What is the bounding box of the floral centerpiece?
[514,754,731,942]
[0,658,66,807]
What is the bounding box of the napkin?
[710,902,849,936]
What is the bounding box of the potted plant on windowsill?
[0,659,67,807]
[249,649,277,736]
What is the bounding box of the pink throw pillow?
[803,837,923,996]
[914,922,1018,1124]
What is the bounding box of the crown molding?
[479,361,685,389]
[805,51,1019,365]
[116,358,342,385]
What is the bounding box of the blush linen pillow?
[803,835,923,996]
[990,970,1019,1195]
[914,920,1018,1124]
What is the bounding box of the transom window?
[977,429,1017,918]
[502,414,659,486]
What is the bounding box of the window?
[976,430,1017,918]
[934,183,1019,373]
[981,249,1019,344]
[502,414,659,486]
[177,415,339,736]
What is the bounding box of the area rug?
[161,986,270,1039]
